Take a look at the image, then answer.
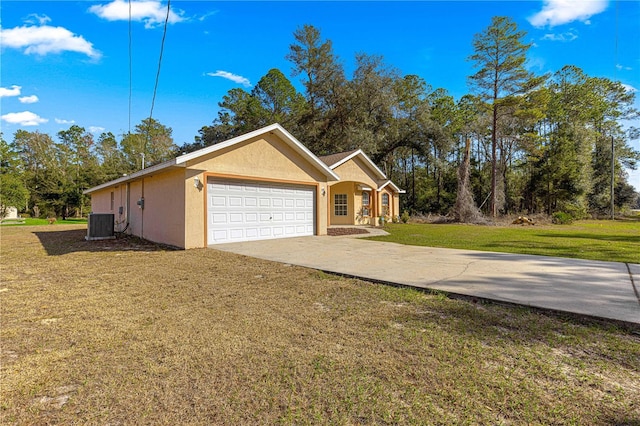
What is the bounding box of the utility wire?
[144,0,171,166]
[128,0,132,136]
[614,0,619,81]
[148,0,170,124]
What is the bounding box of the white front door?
[207,179,315,244]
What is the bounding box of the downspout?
[122,182,131,234]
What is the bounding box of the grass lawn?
[0,217,88,226]
[369,220,640,264]
[1,225,639,424]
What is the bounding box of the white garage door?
[207,179,315,244]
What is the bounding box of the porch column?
[372,189,377,225]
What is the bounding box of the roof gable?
[320,149,386,180]
[86,123,339,194]
[177,123,338,180]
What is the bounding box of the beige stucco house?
[85,124,403,249]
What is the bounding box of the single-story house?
[85,123,404,248]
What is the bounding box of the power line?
[128,0,132,136]
[148,0,171,124]
[143,0,171,166]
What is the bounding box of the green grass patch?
[1,217,87,226]
[368,220,640,264]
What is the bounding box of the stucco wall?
[330,157,379,187]
[188,135,327,183]
[393,193,401,218]
[138,168,186,248]
[329,181,355,225]
[184,168,206,249]
[91,170,186,248]
[90,188,113,214]
[89,133,338,248]
[327,157,405,226]
[184,134,330,247]
[90,185,129,231]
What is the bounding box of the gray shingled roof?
[318,149,359,168]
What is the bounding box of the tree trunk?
[491,100,498,217]
[453,138,483,223]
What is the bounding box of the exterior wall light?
[194,176,200,188]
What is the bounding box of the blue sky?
[1,0,639,188]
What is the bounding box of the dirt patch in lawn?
[1,225,639,425]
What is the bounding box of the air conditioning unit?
[86,213,115,240]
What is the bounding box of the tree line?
[0,118,174,218]
[1,16,638,220]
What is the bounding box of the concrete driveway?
[214,235,640,327]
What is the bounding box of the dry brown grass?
[1,225,639,425]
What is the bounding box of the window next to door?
[361,191,370,216]
[110,191,115,211]
[381,193,389,216]
[334,194,347,216]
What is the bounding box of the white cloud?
[0,24,101,59]
[55,118,75,124]
[19,95,39,104]
[621,84,637,93]
[24,14,52,26]
[89,126,106,133]
[1,111,48,126]
[206,71,252,87]
[89,0,185,29]
[616,64,632,71]
[526,56,546,72]
[541,30,578,42]
[529,0,608,28]
[0,85,22,98]
[197,11,218,22]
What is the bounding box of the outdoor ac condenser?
[86,213,115,240]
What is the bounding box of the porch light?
[321,187,326,196]
[194,176,200,189]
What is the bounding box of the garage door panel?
[259,213,271,222]
[210,183,227,191]
[213,229,228,241]
[229,229,244,239]
[207,179,315,244]
[229,213,243,223]
[212,213,227,223]
[260,228,272,237]
[211,196,226,207]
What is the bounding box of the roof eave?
[330,149,387,180]
[83,160,182,194]
[176,123,340,181]
[377,180,405,194]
